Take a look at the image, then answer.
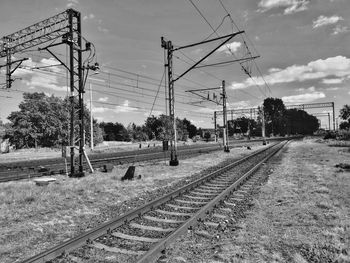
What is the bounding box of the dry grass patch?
[223,139,350,262]
[160,139,350,263]
[0,145,262,263]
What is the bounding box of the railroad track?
[0,144,224,182]
[22,140,287,263]
[0,138,287,183]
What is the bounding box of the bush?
[324,132,336,140]
[337,130,350,140]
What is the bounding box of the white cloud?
[258,0,309,15]
[66,0,79,8]
[83,14,95,21]
[92,106,108,113]
[282,92,325,104]
[98,26,109,33]
[297,86,315,92]
[196,107,217,114]
[322,78,344,84]
[144,110,163,117]
[228,100,251,109]
[229,55,350,90]
[94,116,105,122]
[333,25,349,35]
[13,57,67,91]
[312,15,343,28]
[326,87,340,91]
[22,75,67,92]
[217,42,241,55]
[113,100,138,113]
[98,97,109,102]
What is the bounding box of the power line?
[217,0,272,97]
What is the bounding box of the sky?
[0,0,349,129]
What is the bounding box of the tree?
[92,119,104,146]
[7,93,69,148]
[182,118,197,138]
[0,119,5,138]
[263,97,287,136]
[6,92,96,149]
[285,109,319,135]
[99,122,129,141]
[203,131,211,142]
[339,121,350,130]
[340,104,350,126]
[127,123,148,141]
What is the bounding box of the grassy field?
[163,138,350,262]
[0,144,261,263]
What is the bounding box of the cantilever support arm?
[195,55,260,69]
[173,31,244,82]
[43,47,70,71]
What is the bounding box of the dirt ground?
[1,138,349,263]
[0,143,263,263]
[163,138,350,263]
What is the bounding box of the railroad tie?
[233,190,248,197]
[203,183,227,188]
[111,232,161,243]
[182,194,212,200]
[155,209,192,217]
[200,185,224,190]
[196,188,222,195]
[210,181,228,185]
[228,197,243,202]
[166,203,199,211]
[219,207,232,213]
[91,241,145,255]
[190,190,218,196]
[203,221,219,228]
[143,215,185,224]
[212,213,227,220]
[174,199,207,205]
[224,200,238,207]
[129,222,174,232]
[195,230,213,239]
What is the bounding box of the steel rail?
[137,140,287,262]
[0,136,288,183]
[21,141,280,263]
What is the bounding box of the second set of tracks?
[23,140,288,263]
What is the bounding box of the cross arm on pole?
[173,31,244,51]
[185,87,221,92]
[195,55,260,69]
[9,58,28,74]
[42,47,70,71]
[173,31,244,82]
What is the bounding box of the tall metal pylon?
[0,8,96,177]
[161,37,178,166]
[222,80,230,152]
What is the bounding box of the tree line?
[0,92,199,149]
[225,98,320,137]
[2,93,349,149]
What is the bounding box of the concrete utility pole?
[214,111,217,142]
[89,82,94,150]
[261,107,266,145]
[222,80,230,152]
